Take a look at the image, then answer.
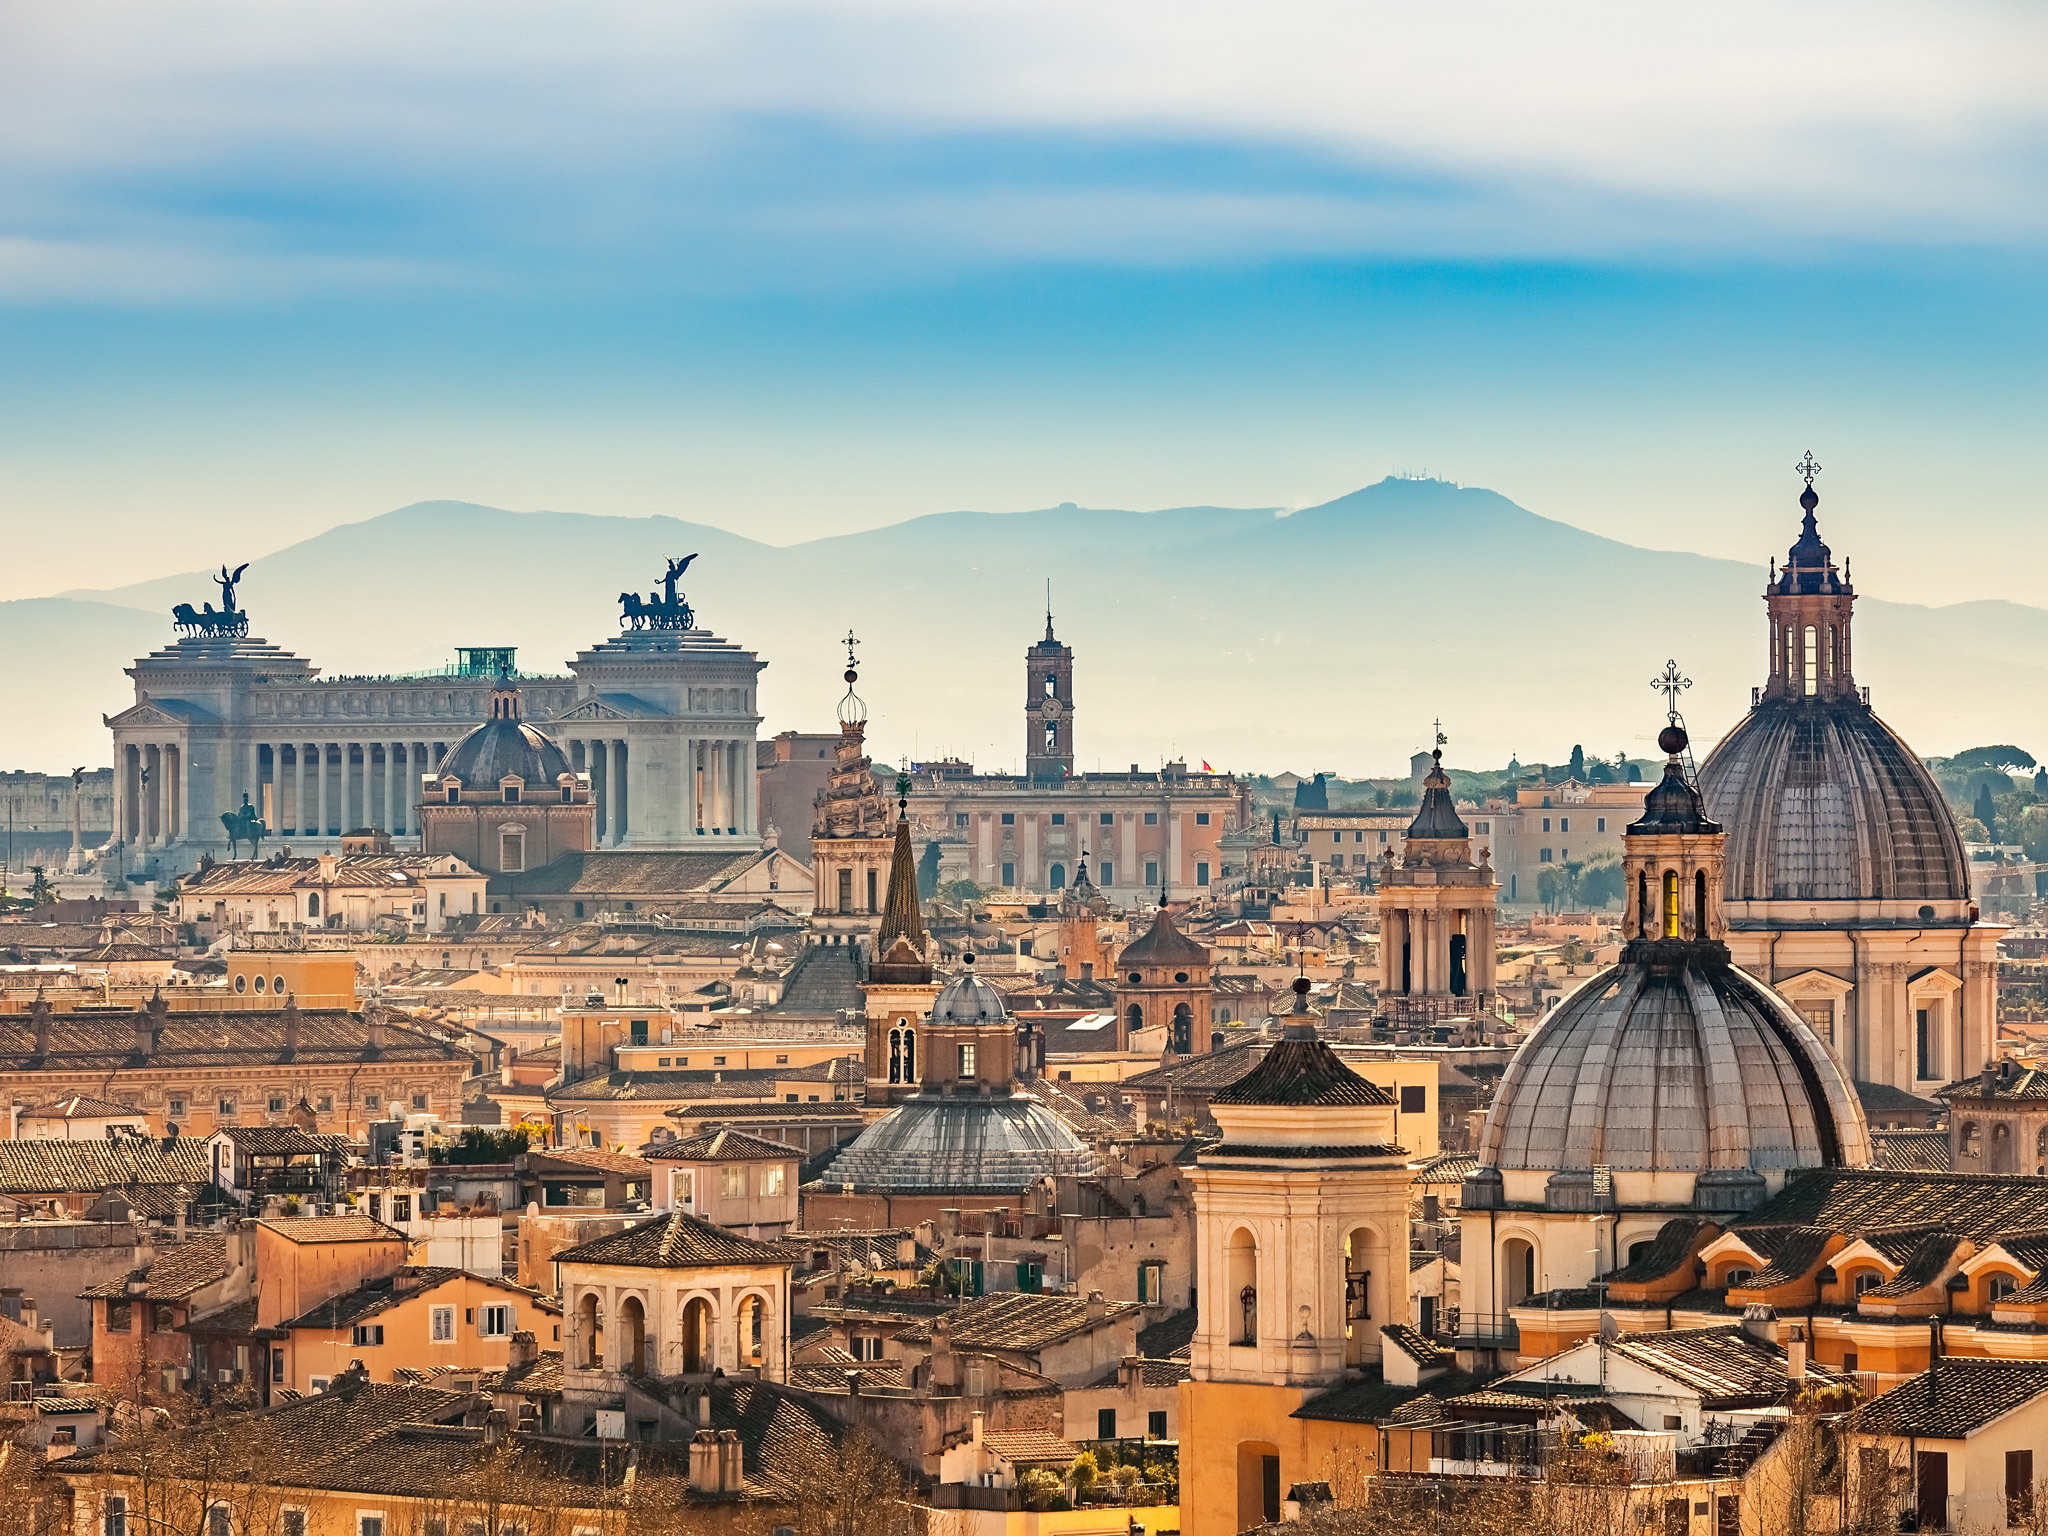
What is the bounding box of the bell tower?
[1375,735,1498,1029]
[1024,598,1074,781]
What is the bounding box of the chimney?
[1740,1303,1775,1344]
[1786,1326,1808,1383]
[1120,1353,1141,1390]
[971,1409,984,1446]
[689,1430,720,1491]
[509,1329,538,1368]
[1982,1061,1996,1097]
[30,996,50,1059]
[931,1316,958,1392]
[282,997,302,1055]
[940,1208,960,1239]
[1086,1289,1106,1322]
[718,1429,744,1493]
[897,1234,917,1266]
[1928,1317,1943,1407]
[483,1408,508,1446]
[695,1391,712,1427]
[365,1007,387,1053]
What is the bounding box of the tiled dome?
[817,1094,1097,1192]
[1698,703,1968,904]
[1478,957,1869,1177]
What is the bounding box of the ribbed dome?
[1698,702,1968,904]
[930,968,1012,1024]
[818,1094,1097,1191]
[1479,958,1870,1176]
[442,715,573,788]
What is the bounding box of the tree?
[915,840,941,899]
[434,1126,532,1164]
[1019,1468,1064,1511]
[936,878,985,908]
[1975,782,1999,840]
[1070,1450,1100,1500]
[785,1428,914,1536]
[1538,860,1586,911]
[28,865,55,906]
[1569,745,1586,780]
[1951,744,2037,774]
[1578,852,1624,910]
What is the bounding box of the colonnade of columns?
[116,741,185,848]
[1377,903,1497,1000]
[568,734,756,847]
[247,740,450,838]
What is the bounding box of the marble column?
[677,733,694,834]
[386,743,401,835]
[612,739,629,844]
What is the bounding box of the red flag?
[1200,759,1213,772]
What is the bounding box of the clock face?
[1040,697,1062,719]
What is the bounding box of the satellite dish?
[1598,1312,1621,1344]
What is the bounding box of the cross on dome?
[1796,450,1822,487]
[1652,659,1692,723]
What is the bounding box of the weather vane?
[1652,660,1692,723]
[1796,450,1822,487]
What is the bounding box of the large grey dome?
[818,1094,1097,1192]
[442,715,573,789]
[1479,959,1870,1176]
[1698,702,1969,905]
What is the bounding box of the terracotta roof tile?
[0,1135,210,1196]
[555,1209,793,1269]
[1853,1358,2048,1439]
[256,1215,405,1245]
[644,1128,801,1162]
[980,1429,1081,1464]
[80,1234,230,1300]
[892,1292,1139,1353]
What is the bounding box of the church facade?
[103,563,765,879]
[901,613,1247,903]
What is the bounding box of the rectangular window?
[722,1164,746,1198]
[107,1300,133,1332]
[1195,811,1210,825]
[500,831,525,872]
[775,1054,789,1064]
[392,1196,411,1223]
[1098,861,1112,885]
[1540,848,1553,863]
[480,1305,513,1338]
[1560,817,1569,832]
[1000,812,1015,826]
[712,1054,726,1066]
[352,1324,385,1346]
[959,1043,977,1079]
[358,1518,386,1536]
[1144,860,1159,887]
[761,1165,787,1196]
[368,1194,382,1220]
[104,1495,128,1536]
[1098,1407,1118,1439]
[309,1376,331,1393]
[955,813,969,827]
[272,1347,285,1382]
[1099,812,1113,825]
[316,1094,333,1112]
[1195,861,1210,886]
[1149,1409,1168,1439]
[364,1094,380,1111]
[1597,817,1607,832]
[1138,1261,1165,1305]
[1475,822,1488,835]
[1143,811,1158,826]
[1001,862,1015,885]
[630,1018,649,1046]
[268,1096,286,1113]
[1541,817,1551,832]
[283,1513,307,1536]
[218,1098,236,1117]
[168,1097,186,1117]
[2009,1449,2035,1525]
[1051,812,1065,825]
[208,1507,232,1536]
[573,901,584,918]
[1916,1007,1932,1080]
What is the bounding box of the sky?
[3,1,2046,605]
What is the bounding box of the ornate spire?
[874,791,928,965]
[1404,740,1469,847]
[837,630,867,731]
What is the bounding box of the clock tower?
[1024,606,1075,781]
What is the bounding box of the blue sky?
[3,1,2045,604]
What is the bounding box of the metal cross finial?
[1796,450,1822,487]
[1652,660,1692,722]
[1434,719,1446,750]
[842,629,859,669]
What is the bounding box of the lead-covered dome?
[929,967,1012,1024]
[441,682,572,788]
[1698,705,1969,905]
[1479,959,1870,1179]
[818,1094,1098,1192]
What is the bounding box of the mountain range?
[11,477,2045,778]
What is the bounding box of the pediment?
[550,697,634,722]
[105,700,197,729]
[1908,966,1963,995]
[1773,968,1856,999]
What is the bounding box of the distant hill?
[16,478,2048,777]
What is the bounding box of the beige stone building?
[1374,749,1499,1025]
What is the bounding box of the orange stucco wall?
[280,1274,559,1394]
[255,1227,407,1329]
[1178,1378,1375,1536]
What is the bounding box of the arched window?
[1803,625,1818,696]
[888,1029,903,1084]
[737,1295,766,1368]
[1694,870,1708,938]
[1171,1004,1193,1053]
[1724,1268,1755,1288]
[1962,1121,1982,1158]
[901,1027,915,1081]
[1851,1270,1882,1296]
[1627,1239,1654,1266]
[307,893,320,919]
[1990,1274,2017,1304]
[1662,870,1680,938]
[1636,871,1651,934]
[1126,1004,1144,1039]
[1502,1238,1536,1308]
[2037,1126,2048,1157]
[682,1297,714,1375]
[618,1296,647,1378]
[576,1293,601,1369]
[1343,1228,1376,1346]
[1227,1228,1258,1345]
[1049,863,1066,890]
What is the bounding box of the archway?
[576,1292,602,1369]
[1171,1003,1192,1054]
[1125,1004,1143,1041]
[618,1295,648,1377]
[901,1026,915,1081]
[736,1294,767,1370]
[1501,1237,1537,1309]
[1049,863,1066,890]
[681,1297,714,1374]
[1343,1226,1378,1363]
[1227,1227,1258,1345]
[1236,1441,1281,1530]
